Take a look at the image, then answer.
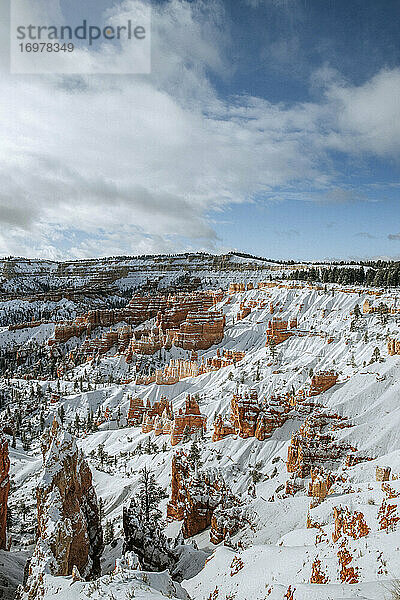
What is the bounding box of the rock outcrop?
[213,390,291,442]
[308,371,338,396]
[170,396,207,446]
[287,411,352,478]
[135,350,245,387]
[167,451,224,538]
[332,506,370,542]
[0,436,10,550]
[22,419,103,599]
[265,318,297,346]
[127,395,206,446]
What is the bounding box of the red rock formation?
[0,437,10,550]
[23,419,103,598]
[378,500,399,533]
[230,390,260,438]
[284,585,296,600]
[135,350,245,387]
[128,329,163,356]
[167,309,225,351]
[310,558,329,583]
[156,292,214,334]
[213,390,291,442]
[141,397,174,434]
[345,453,374,467]
[155,359,199,385]
[48,294,168,347]
[212,415,236,442]
[127,396,145,426]
[254,394,291,441]
[381,483,400,499]
[171,396,207,446]
[287,412,351,478]
[228,283,246,293]
[337,540,359,583]
[332,506,370,542]
[308,371,338,396]
[388,338,400,355]
[307,469,330,501]
[265,318,297,346]
[236,302,252,321]
[376,465,391,481]
[167,451,241,541]
[167,451,220,537]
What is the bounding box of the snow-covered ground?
[3,282,400,599]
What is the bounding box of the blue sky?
[0,0,399,260]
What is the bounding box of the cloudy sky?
[1,0,400,260]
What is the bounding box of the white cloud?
[323,68,400,157]
[0,0,398,258]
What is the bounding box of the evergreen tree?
[182,425,192,443]
[104,519,115,544]
[58,404,65,425]
[188,440,202,469]
[268,338,277,360]
[137,466,168,522]
[372,347,381,363]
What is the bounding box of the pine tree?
[371,347,381,363]
[104,519,115,544]
[188,440,202,469]
[74,413,80,432]
[268,338,277,360]
[98,497,104,523]
[182,425,192,443]
[97,443,107,467]
[58,405,65,425]
[137,466,167,522]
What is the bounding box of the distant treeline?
[286,264,400,287]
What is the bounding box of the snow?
[3,276,400,599]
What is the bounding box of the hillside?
[1,272,400,599]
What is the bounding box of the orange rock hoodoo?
[388,338,400,356]
[167,451,243,541]
[332,506,370,543]
[23,419,103,598]
[310,558,329,584]
[287,411,352,478]
[363,298,400,315]
[307,468,334,501]
[141,396,174,435]
[213,390,292,442]
[135,349,245,386]
[265,318,297,346]
[167,451,222,537]
[127,395,206,446]
[236,299,267,321]
[337,540,359,584]
[376,465,391,481]
[0,437,10,550]
[170,396,207,446]
[49,291,225,356]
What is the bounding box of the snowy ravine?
[2,279,400,600]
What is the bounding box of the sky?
[0,0,400,261]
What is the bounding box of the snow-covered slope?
[3,282,400,599]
